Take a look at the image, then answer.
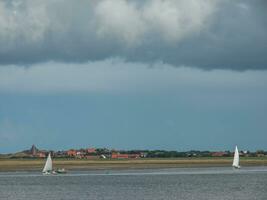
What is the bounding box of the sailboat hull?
[43,171,51,175]
[42,170,58,175]
[233,165,241,169]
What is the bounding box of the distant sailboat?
[42,153,53,174]
[232,146,240,169]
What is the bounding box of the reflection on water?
[0,167,267,200]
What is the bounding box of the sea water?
[0,167,266,200]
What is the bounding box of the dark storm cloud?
[0,0,266,70]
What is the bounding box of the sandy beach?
[1,157,266,172]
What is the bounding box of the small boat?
[232,145,240,169]
[55,168,67,174]
[42,153,53,175]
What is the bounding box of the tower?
[30,144,38,155]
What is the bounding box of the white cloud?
[0,0,50,52]
[94,0,218,45]
[94,0,146,46]
[0,0,218,50]
[142,0,217,42]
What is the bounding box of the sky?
[0,0,267,153]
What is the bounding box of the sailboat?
[42,153,67,174]
[42,153,53,174]
[232,146,240,169]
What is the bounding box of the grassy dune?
[0,157,267,172]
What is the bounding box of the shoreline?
[1,158,267,172]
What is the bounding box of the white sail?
[232,146,240,168]
[42,153,53,173]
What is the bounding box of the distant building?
[54,151,67,157]
[112,153,129,159]
[36,152,46,158]
[76,151,87,158]
[30,145,38,156]
[67,150,77,157]
[128,154,140,159]
[87,148,96,154]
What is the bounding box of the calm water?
[0,167,267,200]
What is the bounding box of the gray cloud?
[1,60,267,94]
[0,0,266,70]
